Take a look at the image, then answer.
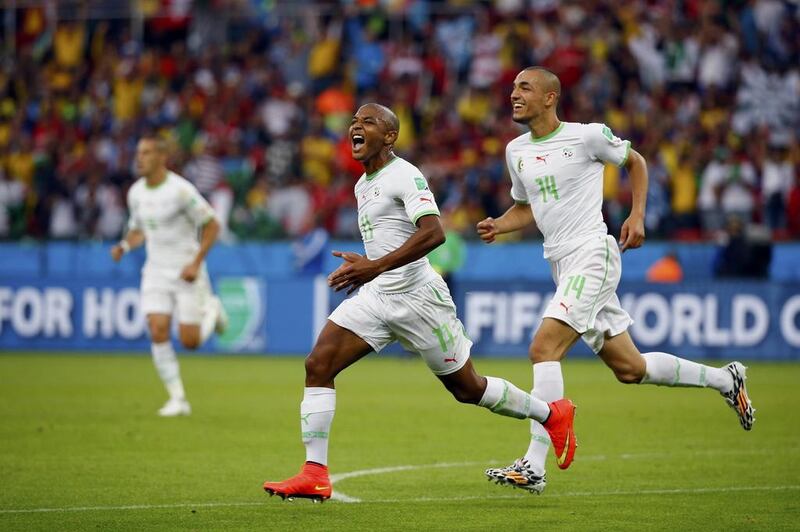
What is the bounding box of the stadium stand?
[0,0,797,245]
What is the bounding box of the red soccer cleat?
[542,398,577,470]
[263,462,332,502]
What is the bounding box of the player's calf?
[438,364,486,405]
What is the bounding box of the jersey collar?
[529,121,564,143]
[365,156,400,181]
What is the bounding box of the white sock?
[199,300,219,345]
[640,352,732,392]
[151,341,186,401]
[478,376,551,422]
[524,361,563,476]
[301,387,336,466]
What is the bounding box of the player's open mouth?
[512,103,524,112]
[352,134,365,150]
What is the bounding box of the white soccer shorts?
[329,276,472,376]
[542,234,633,353]
[140,266,212,326]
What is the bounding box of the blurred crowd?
[0,0,798,243]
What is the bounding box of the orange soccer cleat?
[542,398,577,470]
[263,462,332,502]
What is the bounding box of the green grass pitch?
[1,353,798,531]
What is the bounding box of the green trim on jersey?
[431,285,445,303]
[585,239,611,329]
[529,121,565,143]
[514,199,530,205]
[145,174,169,189]
[365,156,401,181]
[412,209,439,225]
[618,140,632,167]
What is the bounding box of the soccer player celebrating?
[262,103,577,502]
[111,135,228,417]
[478,67,754,494]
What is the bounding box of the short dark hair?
[139,134,169,153]
[359,103,400,134]
[523,66,561,100]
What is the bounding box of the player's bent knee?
[180,336,201,350]
[304,352,335,385]
[149,328,170,343]
[178,328,201,350]
[530,343,560,363]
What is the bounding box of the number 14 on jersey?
[535,175,559,203]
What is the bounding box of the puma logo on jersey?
[444,355,458,363]
[420,197,433,204]
[535,154,550,164]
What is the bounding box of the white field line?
[330,448,796,502]
[360,485,800,504]
[330,461,485,502]
[2,450,798,513]
[0,502,264,514]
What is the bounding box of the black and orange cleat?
[542,398,577,470]
[485,458,547,494]
[263,462,332,503]
[721,362,755,431]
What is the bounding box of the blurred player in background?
[477,67,755,494]
[263,103,577,502]
[111,135,228,417]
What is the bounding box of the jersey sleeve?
[126,187,142,231]
[399,172,440,225]
[180,182,217,226]
[583,123,631,167]
[506,144,529,204]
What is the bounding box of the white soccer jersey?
[127,171,216,276]
[505,122,631,261]
[354,156,440,293]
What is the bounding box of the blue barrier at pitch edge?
[1,275,798,358]
[2,241,800,281]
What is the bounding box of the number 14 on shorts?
[564,274,585,299]
[432,323,456,352]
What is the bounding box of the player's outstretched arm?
[181,217,220,282]
[329,214,445,294]
[476,202,533,243]
[619,148,648,252]
[111,229,145,262]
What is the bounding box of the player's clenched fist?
[476,217,498,244]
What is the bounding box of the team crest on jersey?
[517,158,524,173]
[562,147,574,159]
[373,187,381,198]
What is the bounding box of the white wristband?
[119,241,131,253]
